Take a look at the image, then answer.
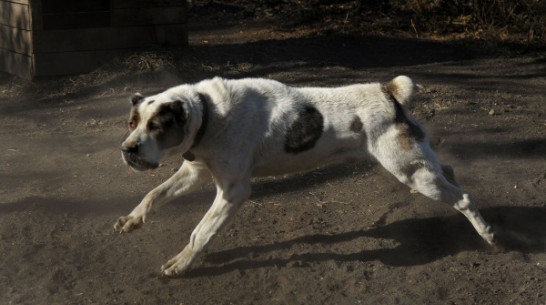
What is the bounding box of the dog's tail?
[384,75,420,107]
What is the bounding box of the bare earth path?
[1,20,545,305]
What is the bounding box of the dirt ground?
[1,9,546,305]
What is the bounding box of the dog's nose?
[121,144,139,154]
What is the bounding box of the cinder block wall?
[0,0,188,79]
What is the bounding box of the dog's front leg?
[114,162,210,233]
[161,178,251,276]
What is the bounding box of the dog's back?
[194,77,417,176]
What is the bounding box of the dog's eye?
[129,121,136,129]
[148,121,160,131]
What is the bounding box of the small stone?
[489,109,495,116]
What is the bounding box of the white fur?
[116,76,495,276]
[388,75,415,105]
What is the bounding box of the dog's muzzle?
[121,144,159,171]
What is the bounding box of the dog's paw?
[481,226,497,246]
[161,258,191,277]
[114,215,145,233]
[160,249,194,277]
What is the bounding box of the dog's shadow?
[184,206,546,278]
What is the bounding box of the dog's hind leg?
[408,161,495,245]
[374,146,496,246]
[114,161,211,233]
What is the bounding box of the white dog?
[115,76,496,276]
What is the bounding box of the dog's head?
[121,88,200,171]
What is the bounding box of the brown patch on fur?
[129,108,140,129]
[150,102,187,150]
[385,80,399,100]
[349,115,363,133]
[383,84,425,151]
[395,123,415,150]
[131,93,144,106]
[394,120,425,151]
[284,105,324,154]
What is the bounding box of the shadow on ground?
[191,34,482,73]
[183,206,545,277]
[0,32,489,106]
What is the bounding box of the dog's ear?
[169,100,187,127]
[131,93,145,106]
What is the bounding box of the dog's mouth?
[122,153,159,171]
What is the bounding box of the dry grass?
[191,0,546,43]
[389,0,546,42]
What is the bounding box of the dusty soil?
[1,9,545,305]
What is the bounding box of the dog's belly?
[251,144,366,177]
